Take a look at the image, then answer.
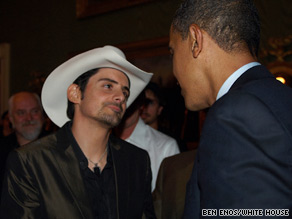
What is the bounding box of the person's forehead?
[145,89,157,99]
[14,101,40,110]
[14,94,38,106]
[95,68,130,86]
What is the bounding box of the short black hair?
[172,0,260,57]
[67,68,99,120]
[145,82,166,107]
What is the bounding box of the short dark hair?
[145,82,166,107]
[172,0,260,57]
[67,68,100,120]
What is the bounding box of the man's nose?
[25,112,33,120]
[114,90,126,104]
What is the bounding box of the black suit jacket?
[0,130,50,197]
[184,65,292,218]
[0,124,156,219]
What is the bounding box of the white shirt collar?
[216,62,261,100]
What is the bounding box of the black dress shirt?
[65,123,117,219]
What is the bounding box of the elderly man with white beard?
[0,91,47,196]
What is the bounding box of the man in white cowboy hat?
[0,46,156,218]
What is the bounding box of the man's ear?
[8,113,15,128]
[67,84,81,103]
[189,24,203,58]
[157,106,163,116]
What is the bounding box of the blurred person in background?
[0,111,13,138]
[0,91,47,196]
[152,149,197,219]
[6,91,45,146]
[113,90,180,191]
[141,82,187,152]
[141,82,165,131]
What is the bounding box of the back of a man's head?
[172,0,260,58]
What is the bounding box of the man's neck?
[71,119,110,156]
[71,119,111,172]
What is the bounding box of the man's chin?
[21,131,41,141]
[141,114,149,120]
[142,117,151,123]
[22,126,39,132]
[99,116,122,128]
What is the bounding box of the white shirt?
[216,62,261,100]
[125,118,180,191]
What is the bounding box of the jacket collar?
[54,122,93,218]
[108,134,129,218]
[230,65,274,91]
[54,123,130,218]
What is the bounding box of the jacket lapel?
[53,126,93,219]
[109,135,129,218]
[52,129,133,218]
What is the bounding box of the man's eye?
[31,109,40,115]
[145,99,154,105]
[104,84,112,89]
[123,92,129,99]
[16,111,25,116]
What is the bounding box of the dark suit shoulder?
[166,149,196,160]
[109,134,149,156]
[229,71,292,108]
[161,150,196,172]
[214,77,292,132]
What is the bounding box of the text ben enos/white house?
[202,209,289,217]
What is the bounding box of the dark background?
[1,0,291,148]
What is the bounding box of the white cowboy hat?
[41,45,153,127]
